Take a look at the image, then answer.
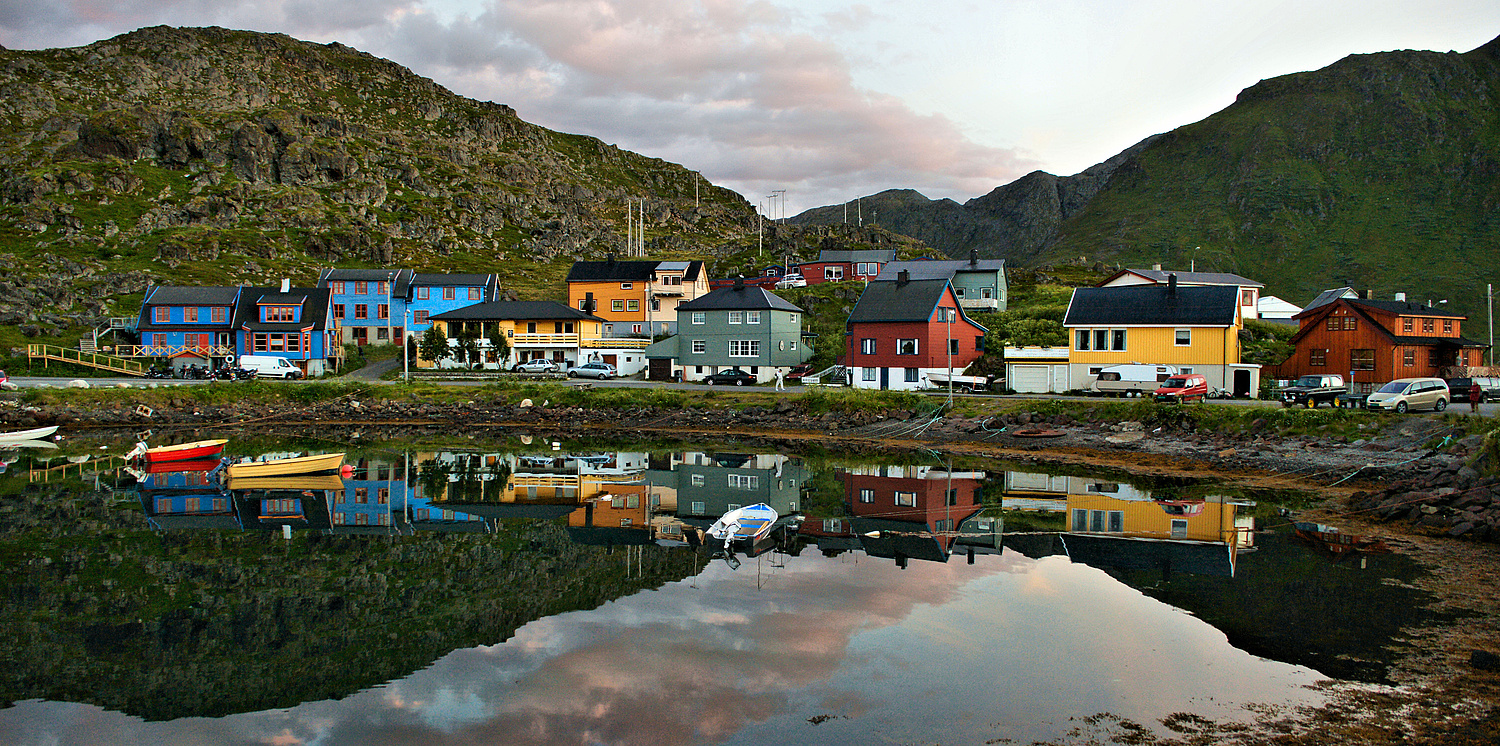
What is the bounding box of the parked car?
[784,363,814,381]
[1280,374,1346,408]
[1153,374,1208,403]
[237,355,305,379]
[566,361,617,379]
[0,369,7,385]
[513,359,559,374]
[1365,377,1449,413]
[1444,376,1500,403]
[703,368,756,386]
[774,273,807,289]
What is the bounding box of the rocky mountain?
[794,37,1500,314]
[0,26,782,334]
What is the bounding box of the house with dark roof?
[424,300,621,371]
[1273,296,1487,391]
[838,464,988,566]
[232,282,340,377]
[401,273,500,338]
[135,286,241,370]
[643,281,812,383]
[565,258,708,339]
[1064,276,1259,396]
[874,251,1007,311]
[843,271,987,391]
[796,249,895,285]
[317,268,415,347]
[1099,266,1264,324]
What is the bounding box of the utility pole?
[1489,283,1494,366]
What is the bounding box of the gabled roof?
[874,259,1005,282]
[678,285,802,312]
[1289,297,1481,347]
[1344,298,1465,319]
[234,287,332,331]
[318,268,413,294]
[143,286,241,306]
[1302,287,1358,312]
[812,249,896,264]
[1064,285,1239,327]
[566,260,704,282]
[1099,268,1264,288]
[847,279,985,331]
[429,300,604,322]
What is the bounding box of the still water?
[0,434,1435,745]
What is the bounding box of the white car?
[513,359,559,374]
[775,273,806,289]
[567,361,617,379]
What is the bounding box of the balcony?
[581,337,652,349]
[119,344,238,358]
[959,298,1000,311]
[511,333,580,346]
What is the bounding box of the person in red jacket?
[1471,381,1483,413]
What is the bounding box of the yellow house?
[419,300,607,370]
[1063,277,1261,397]
[566,258,708,338]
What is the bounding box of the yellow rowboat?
[224,452,346,479]
[226,473,346,492]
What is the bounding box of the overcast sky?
[1,1,1494,215]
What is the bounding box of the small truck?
[1280,374,1346,408]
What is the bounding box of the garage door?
[1011,365,1051,393]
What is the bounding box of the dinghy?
[707,503,779,547]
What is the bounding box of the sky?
[0,1,1495,215]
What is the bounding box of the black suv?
[1445,376,1500,403]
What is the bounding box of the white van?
[1089,363,1176,397]
[238,355,305,379]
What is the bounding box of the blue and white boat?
[708,503,779,547]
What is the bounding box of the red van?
[1154,374,1208,403]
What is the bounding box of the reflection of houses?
[231,479,336,532]
[136,468,238,531]
[651,452,806,524]
[330,457,409,535]
[1001,471,1151,512]
[839,464,988,565]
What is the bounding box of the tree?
[418,324,448,367]
[487,325,510,368]
[455,326,481,369]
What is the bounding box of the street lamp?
[403,308,411,381]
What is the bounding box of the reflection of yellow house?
[568,484,650,528]
[1066,493,1248,546]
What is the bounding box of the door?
[1234,369,1251,397]
[879,367,889,390]
[1011,365,1049,393]
[649,358,674,381]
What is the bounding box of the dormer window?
[265,306,296,323]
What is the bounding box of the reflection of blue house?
[136,469,239,531]
[405,273,499,338]
[232,283,339,377]
[318,269,414,347]
[407,496,492,533]
[136,286,240,368]
[330,457,410,534]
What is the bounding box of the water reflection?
[0,439,1440,745]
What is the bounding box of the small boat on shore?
[708,503,779,547]
[126,439,228,464]
[224,452,347,479]
[0,425,58,443]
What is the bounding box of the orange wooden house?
[1276,295,1487,392]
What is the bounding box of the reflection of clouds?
[0,548,1326,745]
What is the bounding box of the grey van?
[1366,377,1449,413]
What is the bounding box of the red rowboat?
[128,439,229,464]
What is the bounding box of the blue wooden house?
[405,273,499,338]
[135,286,241,370]
[232,282,340,377]
[317,268,414,348]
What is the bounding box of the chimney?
[969,248,979,268]
[1365,288,1373,300]
[280,278,291,293]
[1167,273,1177,296]
[1152,263,1162,271]
[585,292,596,313]
[897,269,910,286]
[734,276,745,290]
[607,252,616,264]
[1395,292,1406,302]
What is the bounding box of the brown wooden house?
[1277,297,1488,392]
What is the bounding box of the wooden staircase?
[27,344,146,376]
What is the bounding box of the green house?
[644,281,813,383]
[875,251,1008,312]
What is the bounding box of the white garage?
[1004,347,1072,394]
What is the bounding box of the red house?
[796,249,895,285]
[1277,295,1487,392]
[839,466,987,564]
[844,272,987,390]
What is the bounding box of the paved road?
[10,373,1500,415]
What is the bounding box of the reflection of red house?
[839,467,985,532]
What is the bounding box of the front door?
[1234,369,1251,397]
[879,367,889,390]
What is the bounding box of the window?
[612,299,625,312]
[954,287,965,298]
[265,306,295,322]
[1404,348,1415,367]
[1423,318,1434,333]
[469,287,481,300]
[632,324,643,334]
[1343,316,1357,331]
[728,474,759,489]
[1351,349,1375,370]
[1094,329,1108,351]
[1241,289,1255,306]
[212,307,226,323]
[660,275,682,286]
[860,338,876,355]
[1174,328,1191,346]
[650,299,660,312]
[184,307,198,323]
[1444,319,1453,334]
[154,307,170,323]
[690,500,705,513]
[417,287,430,300]
[690,474,705,487]
[354,304,368,320]
[354,281,368,295]
[413,310,429,324]
[1428,348,1441,367]
[790,341,798,350]
[981,287,993,299]
[1075,330,1090,351]
[1112,329,1126,350]
[377,304,389,320]
[621,283,633,290]
[860,488,875,503]
[897,339,918,355]
[862,367,877,381]
[1404,318,1414,333]
[330,281,345,294]
[692,340,706,354]
[905,368,919,382]
[949,339,959,355]
[378,281,389,295]
[729,340,760,357]
[824,266,844,280]
[728,311,743,324]
[377,327,388,340]
[1171,519,1188,539]
[443,287,456,301]
[333,304,345,320]
[895,491,916,507]
[1310,348,1327,366]
[626,300,639,312]
[746,311,761,324]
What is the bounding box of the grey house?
[643,281,812,383]
[874,251,1007,311]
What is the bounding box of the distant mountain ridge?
[793,36,1500,314]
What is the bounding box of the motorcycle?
[145,365,173,379]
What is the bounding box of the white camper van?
[238,355,305,379]
[1089,363,1176,397]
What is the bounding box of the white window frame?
[691,340,706,354]
[729,340,760,357]
[691,500,705,512]
[859,488,875,503]
[691,312,706,325]
[621,283,633,290]
[728,311,743,324]
[746,311,761,324]
[728,474,759,489]
[1175,328,1192,346]
[691,475,704,487]
[897,338,919,355]
[894,491,916,507]
[824,266,843,281]
[860,338,876,355]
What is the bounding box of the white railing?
[117,344,238,359]
[511,333,580,345]
[582,337,652,349]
